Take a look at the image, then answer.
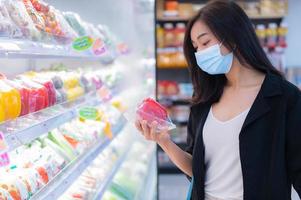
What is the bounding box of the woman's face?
[190,20,230,55]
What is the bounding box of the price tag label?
[0,132,10,167]
[0,132,8,154]
[97,86,112,102]
[72,36,93,51]
[0,153,10,167]
[79,107,99,120]
[92,38,106,56]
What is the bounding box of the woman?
[136,1,301,200]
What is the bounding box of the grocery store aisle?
[159,175,189,200]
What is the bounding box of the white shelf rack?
[30,115,127,200]
[0,39,114,61]
[1,91,101,152]
[135,147,157,200]
[92,146,130,200]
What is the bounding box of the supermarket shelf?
[158,95,191,101]
[31,116,127,200]
[93,148,130,199]
[248,13,286,20]
[156,16,191,22]
[1,91,101,152]
[0,39,112,60]
[157,66,188,69]
[156,14,285,22]
[158,96,191,106]
[135,149,157,200]
[157,47,183,53]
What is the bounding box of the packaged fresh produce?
[47,130,77,160]
[97,24,116,51]
[30,0,77,44]
[22,0,45,32]
[32,78,56,106]
[0,177,24,200]
[79,74,94,93]
[66,86,84,101]
[63,12,86,36]
[62,72,80,89]
[15,169,41,195]
[0,187,13,200]
[0,1,22,38]
[51,75,64,89]
[85,23,102,39]
[0,80,21,121]
[0,93,5,122]
[16,77,49,112]
[51,8,78,44]
[9,176,29,200]
[5,0,41,40]
[55,88,67,104]
[4,80,30,116]
[136,98,175,131]
[34,166,49,185]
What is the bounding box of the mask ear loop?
[220,40,237,53]
[219,40,223,47]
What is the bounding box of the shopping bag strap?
[186,176,194,200]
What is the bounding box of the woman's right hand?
[135,120,171,146]
[135,119,193,177]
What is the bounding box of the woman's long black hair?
[184,0,283,105]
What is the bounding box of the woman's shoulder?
[276,75,301,107]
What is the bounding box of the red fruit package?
[33,78,57,106]
[16,77,49,112]
[136,98,175,131]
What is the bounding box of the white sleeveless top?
[203,107,250,200]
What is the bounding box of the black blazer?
[186,73,301,200]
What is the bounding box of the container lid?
[280,22,288,28]
[176,23,186,29]
[256,24,265,30]
[164,23,174,29]
[268,23,277,29]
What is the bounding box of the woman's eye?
[203,41,210,46]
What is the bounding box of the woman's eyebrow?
[197,32,208,40]
[191,32,208,44]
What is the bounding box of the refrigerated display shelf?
[1,91,101,151]
[135,149,157,200]
[30,116,127,200]
[0,39,113,60]
[92,147,131,200]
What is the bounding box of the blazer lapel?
[242,73,283,131]
[192,104,210,199]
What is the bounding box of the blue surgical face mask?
[194,42,233,75]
